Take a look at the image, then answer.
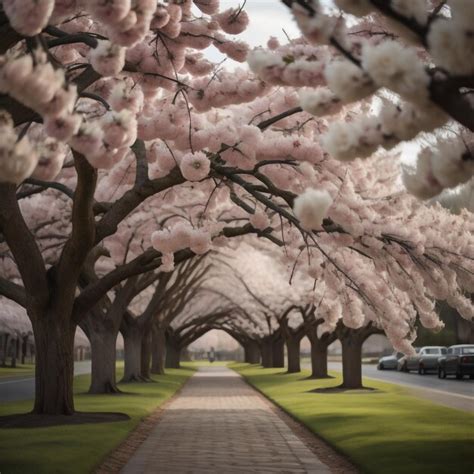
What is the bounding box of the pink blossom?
[158,253,175,272]
[214,8,250,35]
[179,152,211,182]
[89,41,126,77]
[250,212,270,231]
[2,0,54,36]
[44,114,81,142]
[190,229,212,255]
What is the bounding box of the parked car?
[398,346,447,374]
[377,352,404,370]
[397,347,419,372]
[438,345,474,379]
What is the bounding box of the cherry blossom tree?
[0,0,473,416]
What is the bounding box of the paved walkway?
[121,366,331,473]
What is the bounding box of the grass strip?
[231,363,474,474]
[0,364,194,474]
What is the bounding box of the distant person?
[208,347,215,363]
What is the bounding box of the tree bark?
[32,316,76,415]
[21,335,28,365]
[11,337,18,368]
[272,337,285,368]
[141,329,152,380]
[340,335,364,389]
[1,333,8,366]
[121,326,144,382]
[286,337,301,373]
[244,340,261,364]
[261,339,273,368]
[88,330,120,394]
[309,340,330,378]
[165,340,181,369]
[151,325,166,375]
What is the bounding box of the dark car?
[438,344,474,379]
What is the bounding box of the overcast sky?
[204,1,300,64]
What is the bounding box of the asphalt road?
[0,360,91,403]
[322,362,474,412]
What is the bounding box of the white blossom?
[324,60,376,103]
[362,41,430,103]
[293,188,333,229]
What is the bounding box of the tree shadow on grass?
[308,385,380,394]
[303,374,336,380]
[0,412,130,429]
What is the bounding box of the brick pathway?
[121,366,331,473]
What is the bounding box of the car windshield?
[440,348,447,354]
[461,347,474,354]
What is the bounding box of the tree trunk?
[11,337,18,368]
[88,330,120,394]
[272,337,285,368]
[141,330,152,380]
[21,336,28,365]
[309,339,330,378]
[122,327,144,382]
[32,316,76,415]
[165,340,181,369]
[151,325,166,375]
[1,333,8,366]
[340,335,364,389]
[244,340,261,364]
[261,339,273,368]
[286,337,301,373]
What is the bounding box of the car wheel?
[401,362,408,372]
[418,364,425,375]
[469,375,474,380]
[438,367,446,379]
[456,371,463,380]
[379,363,384,370]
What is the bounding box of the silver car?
[377,352,404,370]
[400,346,448,374]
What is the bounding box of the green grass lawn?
[0,363,195,474]
[0,363,35,378]
[232,363,474,474]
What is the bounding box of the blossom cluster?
[0,112,38,184]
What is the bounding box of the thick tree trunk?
[309,339,330,378]
[165,340,181,369]
[141,330,152,380]
[261,339,273,368]
[340,336,363,389]
[88,330,120,394]
[151,326,166,375]
[244,340,261,364]
[122,327,144,382]
[286,337,301,373]
[272,337,285,368]
[32,316,76,415]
